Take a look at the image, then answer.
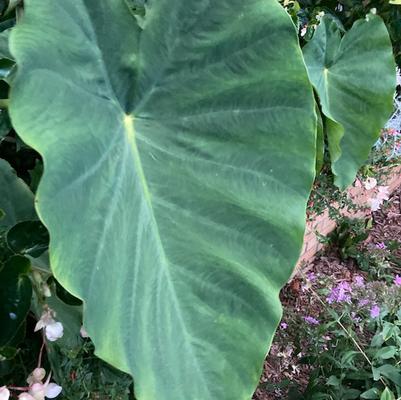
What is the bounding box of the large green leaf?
[9,1,316,398]
[303,14,396,189]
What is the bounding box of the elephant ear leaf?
[303,14,396,189]
[9,0,316,399]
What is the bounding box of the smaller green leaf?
[0,159,35,228]
[361,387,380,399]
[343,388,361,400]
[303,15,395,189]
[373,346,397,360]
[0,255,32,346]
[372,366,381,381]
[340,350,360,366]
[327,375,341,386]
[0,346,17,360]
[377,365,401,386]
[389,0,401,5]
[28,159,43,193]
[6,220,49,257]
[0,108,11,139]
[371,332,385,347]
[46,295,82,351]
[382,322,397,341]
[0,358,14,377]
[380,388,395,400]
[0,28,13,60]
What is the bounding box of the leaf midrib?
[122,115,212,395]
[80,1,212,391]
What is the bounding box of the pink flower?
[370,305,381,318]
[388,128,399,136]
[20,369,62,400]
[27,368,46,385]
[0,386,10,400]
[280,322,288,330]
[394,275,401,286]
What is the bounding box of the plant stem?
[37,339,45,368]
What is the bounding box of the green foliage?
[329,217,371,260]
[0,0,397,398]
[8,0,319,398]
[297,0,401,67]
[274,270,401,400]
[303,14,396,188]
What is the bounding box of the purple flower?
[327,282,352,304]
[375,242,387,250]
[280,322,288,330]
[370,305,380,319]
[353,275,364,287]
[307,272,316,282]
[303,316,320,325]
[394,275,401,286]
[358,298,370,307]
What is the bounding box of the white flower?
[80,326,89,338]
[370,197,382,211]
[370,7,377,14]
[316,11,325,21]
[0,386,10,400]
[363,177,377,190]
[45,322,64,342]
[300,26,307,37]
[34,309,63,342]
[368,186,390,211]
[44,383,62,398]
[27,368,46,385]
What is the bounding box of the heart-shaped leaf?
[303,15,396,188]
[9,0,316,398]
